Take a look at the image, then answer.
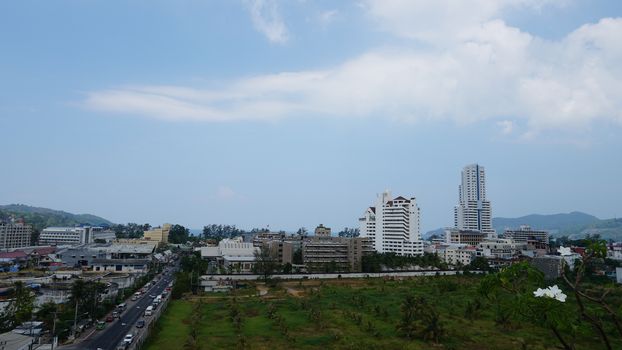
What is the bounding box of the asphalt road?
[60,268,176,350]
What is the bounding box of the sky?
[1,0,621,233]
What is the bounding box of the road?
[59,268,175,350]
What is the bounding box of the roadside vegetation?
[143,270,622,350]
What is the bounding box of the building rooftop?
[0,331,34,349]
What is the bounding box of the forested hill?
[0,204,113,231]
[425,212,622,241]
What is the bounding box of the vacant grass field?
[144,275,619,350]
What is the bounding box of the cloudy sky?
[1,0,621,232]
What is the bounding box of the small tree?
[253,245,278,282]
[0,282,35,331]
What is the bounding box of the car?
[123,334,134,344]
[131,295,138,301]
[96,321,106,330]
[112,311,120,319]
[106,315,114,322]
[116,342,128,350]
[145,306,153,316]
[136,320,145,328]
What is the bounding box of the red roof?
[31,247,56,255]
[0,251,28,259]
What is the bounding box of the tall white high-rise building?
[454,164,495,236]
[359,190,423,256]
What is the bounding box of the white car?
[123,334,134,344]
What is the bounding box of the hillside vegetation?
[426,212,622,241]
[0,204,113,231]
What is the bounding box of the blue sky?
[1,0,621,233]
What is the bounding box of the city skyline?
[1,1,621,232]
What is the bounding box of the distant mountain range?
[424,211,622,241]
[0,204,113,232]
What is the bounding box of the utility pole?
[72,299,78,340]
[51,310,57,350]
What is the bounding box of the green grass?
[142,300,194,349]
[144,276,621,349]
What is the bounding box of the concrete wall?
[200,269,482,282]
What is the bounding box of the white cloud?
[318,9,339,26]
[362,0,568,43]
[84,4,622,137]
[216,186,237,200]
[244,0,288,44]
[498,120,514,135]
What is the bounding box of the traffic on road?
[59,261,179,350]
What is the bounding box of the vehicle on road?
[112,311,120,319]
[124,333,134,344]
[96,321,106,330]
[116,342,129,350]
[136,319,145,328]
[117,303,127,311]
[145,305,153,316]
[131,295,138,301]
[106,315,114,322]
[149,294,156,299]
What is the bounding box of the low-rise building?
[143,223,171,243]
[199,237,259,273]
[436,244,477,266]
[503,225,549,242]
[608,243,622,261]
[0,331,34,350]
[91,258,150,273]
[478,238,524,259]
[532,253,581,279]
[303,236,373,272]
[314,224,331,237]
[39,226,115,246]
[445,228,486,246]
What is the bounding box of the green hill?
[425,212,622,241]
[492,211,600,234]
[0,204,113,231]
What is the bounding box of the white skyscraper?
[359,190,423,256]
[454,164,495,236]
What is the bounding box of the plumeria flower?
[533,288,546,297]
[557,246,572,256]
[548,285,562,295]
[555,292,567,302]
[533,285,567,303]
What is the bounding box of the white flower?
[548,285,562,295]
[557,246,572,256]
[543,288,555,298]
[533,285,567,303]
[533,288,546,297]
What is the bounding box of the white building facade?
[40,226,115,246]
[454,164,495,237]
[503,225,549,243]
[359,191,423,256]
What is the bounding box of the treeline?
[113,223,150,239]
[202,224,268,241]
[362,252,448,272]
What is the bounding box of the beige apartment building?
[0,221,32,249]
[143,223,171,243]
